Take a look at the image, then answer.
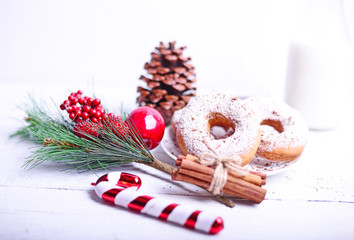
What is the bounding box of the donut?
[245,97,308,162]
[171,108,183,136]
[174,93,261,166]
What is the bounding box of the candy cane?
[92,172,224,234]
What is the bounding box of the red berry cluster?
[103,113,129,136]
[61,90,130,140]
[60,90,106,123]
[73,121,103,139]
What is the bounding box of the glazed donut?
[245,97,308,162]
[174,93,261,166]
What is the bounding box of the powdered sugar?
[161,126,300,175]
[173,94,309,163]
[176,93,260,158]
[244,97,309,152]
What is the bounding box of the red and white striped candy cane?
[92,172,224,234]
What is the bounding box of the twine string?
[198,139,249,195]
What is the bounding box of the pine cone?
[137,41,196,125]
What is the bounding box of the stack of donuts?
[171,93,309,166]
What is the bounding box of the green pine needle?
[13,96,154,171]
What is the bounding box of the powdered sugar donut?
[175,93,261,166]
[171,108,183,136]
[245,97,308,162]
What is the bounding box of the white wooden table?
[1,83,353,240]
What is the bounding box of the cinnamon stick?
[179,167,266,194]
[173,154,267,203]
[171,171,252,201]
[177,154,267,186]
[249,170,267,185]
[176,167,266,203]
[172,169,265,203]
[180,156,264,187]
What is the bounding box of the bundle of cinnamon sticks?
[172,154,267,204]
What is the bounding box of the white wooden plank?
[1,186,353,240]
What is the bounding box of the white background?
[1,1,354,240]
[1,0,353,98]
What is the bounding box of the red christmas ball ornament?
[128,107,165,150]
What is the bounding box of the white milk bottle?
[285,4,352,130]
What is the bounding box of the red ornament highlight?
[92,172,224,234]
[128,107,165,150]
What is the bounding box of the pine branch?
[13,97,155,171]
[12,95,234,207]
